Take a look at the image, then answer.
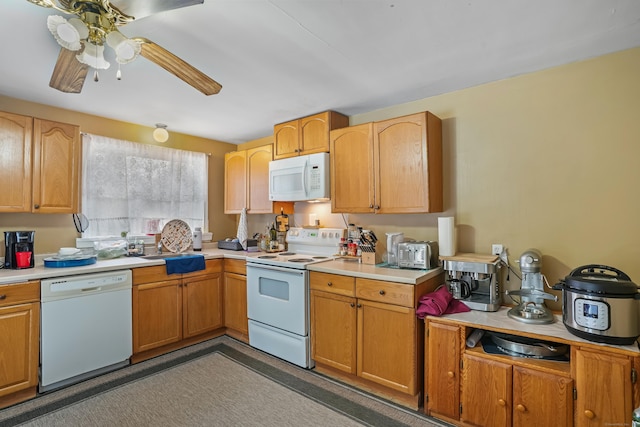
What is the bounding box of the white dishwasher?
[40,269,133,392]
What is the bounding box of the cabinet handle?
[584,410,595,419]
[369,204,374,209]
[34,204,40,209]
[497,399,506,407]
[374,205,380,209]
[327,282,333,287]
[0,295,6,300]
[356,303,361,308]
[446,371,454,378]
[379,290,385,295]
[350,302,355,308]
[516,404,526,413]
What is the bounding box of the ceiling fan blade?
[110,0,204,20]
[137,39,222,95]
[49,47,89,94]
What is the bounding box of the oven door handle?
[247,263,306,276]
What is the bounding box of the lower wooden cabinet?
[425,318,637,427]
[460,353,573,427]
[223,259,248,342]
[574,348,634,427]
[132,260,224,361]
[425,321,461,420]
[310,271,443,409]
[0,281,40,409]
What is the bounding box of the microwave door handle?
[302,158,310,197]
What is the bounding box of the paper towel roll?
[438,216,456,256]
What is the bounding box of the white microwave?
[268,153,330,202]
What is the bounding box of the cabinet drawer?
[310,272,355,297]
[0,281,40,307]
[224,259,246,275]
[356,278,414,307]
[133,259,222,284]
[183,259,222,279]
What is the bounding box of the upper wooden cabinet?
[224,144,293,215]
[0,111,81,214]
[330,111,443,214]
[273,111,348,160]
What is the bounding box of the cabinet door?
[224,150,247,213]
[461,353,512,427]
[357,299,417,394]
[310,290,357,374]
[513,366,573,427]
[273,120,299,159]
[0,302,39,398]
[32,118,81,213]
[246,145,273,214]
[183,273,223,338]
[299,112,332,155]
[574,348,633,427]
[330,123,375,213]
[224,272,248,337]
[132,280,182,353]
[0,112,32,212]
[426,322,460,420]
[373,112,442,213]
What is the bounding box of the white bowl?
[59,247,81,256]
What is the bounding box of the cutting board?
[439,252,499,264]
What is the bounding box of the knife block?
[361,250,382,265]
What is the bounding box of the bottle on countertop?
[269,222,278,250]
[193,227,202,251]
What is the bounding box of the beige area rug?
[0,336,450,427]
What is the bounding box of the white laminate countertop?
[431,306,640,355]
[0,248,259,285]
[307,259,443,285]
[0,251,441,286]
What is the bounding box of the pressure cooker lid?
[563,264,639,295]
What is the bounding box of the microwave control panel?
[309,166,321,190]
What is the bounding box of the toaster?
[397,241,439,270]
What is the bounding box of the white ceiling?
[1,1,639,144]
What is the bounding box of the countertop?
[0,249,441,285]
[429,306,640,355]
[307,259,443,285]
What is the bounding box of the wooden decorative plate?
[161,219,193,253]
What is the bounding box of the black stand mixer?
[506,249,556,324]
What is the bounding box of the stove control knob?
[321,232,327,238]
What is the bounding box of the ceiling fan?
[26,0,222,95]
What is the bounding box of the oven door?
[246,263,308,336]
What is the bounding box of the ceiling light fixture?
[46,14,141,80]
[153,124,169,143]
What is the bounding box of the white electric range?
[246,227,346,368]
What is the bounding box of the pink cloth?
[416,285,471,319]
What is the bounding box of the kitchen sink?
[141,253,198,260]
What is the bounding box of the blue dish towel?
[165,255,206,275]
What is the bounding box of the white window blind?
[81,134,207,237]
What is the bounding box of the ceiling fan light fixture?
[76,42,110,70]
[106,31,141,64]
[153,124,169,143]
[47,15,88,51]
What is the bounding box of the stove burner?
[279,252,296,256]
[288,258,314,263]
[258,255,278,259]
[312,256,328,260]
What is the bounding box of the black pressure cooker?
[553,264,640,345]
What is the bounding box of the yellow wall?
[0,96,238,254]
[243,47,640,309]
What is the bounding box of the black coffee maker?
[4,231,35,269]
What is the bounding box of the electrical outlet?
[491,244,503,256]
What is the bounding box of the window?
[81,134,208,238]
